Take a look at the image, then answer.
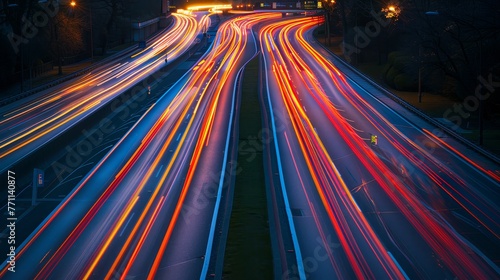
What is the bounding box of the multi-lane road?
[0,11,280,280]
[1,10,499,280]
[0,12,203,173]
[260,16,499,279]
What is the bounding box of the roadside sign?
[34,168,44,188]
[32,168,44,205]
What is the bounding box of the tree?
[92,0,143,55]
[409,0,500,99]
[47,8,85,74]
[334,0,399,63]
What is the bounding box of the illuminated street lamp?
[382,4,401,20]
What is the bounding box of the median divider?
[222,56,273,278]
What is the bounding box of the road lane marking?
[156,165,164,178]
[387,251,410,280]
[120,212,135,237]
[262,43,306,279]
[39,250,51,264]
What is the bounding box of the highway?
[260,15,500,279]
[0,12,279,279]
[1,11,499,280]
[0,12,204,173]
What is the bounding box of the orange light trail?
[264,16,498,278]
[147,13,278,279]
[0,13,198,160]
[261,17,405,278]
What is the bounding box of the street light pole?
[71,1,93,63]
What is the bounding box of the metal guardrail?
[315,38,500,165]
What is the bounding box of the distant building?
[252,0,318,9]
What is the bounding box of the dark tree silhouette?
[409,0,500,98]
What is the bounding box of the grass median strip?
[223,57,273,278]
